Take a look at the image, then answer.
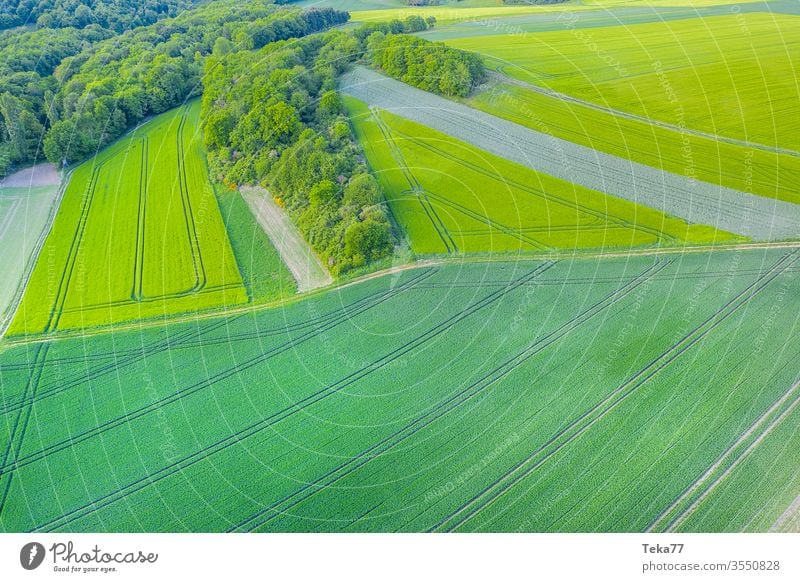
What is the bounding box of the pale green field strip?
[468,80,800,204]
[241,187,333,293]
[445,14,800,152]
[1,247,798,532]
[346,96,734,255]
[7,103,249,336]
[340,66,800,241]
[0,167,63,336]
[420,1,793,41]
[215,187,297,302]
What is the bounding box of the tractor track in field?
[371,108,458,254]
[431,249,800,532]
[422,189,551,250]
[175,105,207,294]
[648,375,800,532]
[539,350,800,532]
[771,493,800,533]
[0,315,239,418]
[396,128,675,245]
[0,279,424,372]
[487,71,800,159]
[341,66,800,241]
[0,268,435,423]
[226,257,669,532]
[44,160,107,334]
[132,136,148,301]
[9,258,727,372]
[32,262,554,532]
[2,269,435,477]
[39,107,215,324]
[0,343,49,514]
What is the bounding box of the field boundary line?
[431,250,800,532]
[0,270,433,424]
[4,241,800,349]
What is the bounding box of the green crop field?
[1,247,798,532]
[467,82,800,205]
[7,102,250,336]
[348,0,752,23]
[345,96,737,255]
[447,14,800,153]
[444,13,800,205]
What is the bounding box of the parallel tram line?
[227,257,670,532]
[430,250,800,532]
[0,269,436,422]
[2,270,437,475]
[370,108,458,254]
[33,263,554,531]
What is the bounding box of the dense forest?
[0,1,348,174]
[0,25,112,174]
[0,0,197,31]
[203,29,391,274]
[43,3,348,164]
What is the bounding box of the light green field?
[1,248,798,532]
[345,96,737,255]
[7,103,249,336]
[467,83,800,204]
[447,14,800,153]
